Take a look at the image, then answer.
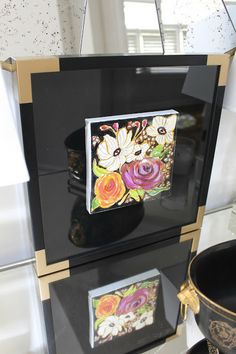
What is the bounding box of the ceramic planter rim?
[188,239,236,319]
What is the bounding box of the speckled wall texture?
[0,0,85,59]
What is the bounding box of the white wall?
[206,109,236,210]
[0,0,84,60]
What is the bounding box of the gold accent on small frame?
[165,324,184,343]
[14,57,60,104]
[0,58,16,72]
[207,54,231,86]
[180,229,201,253]
[35,249,69,277]
[38,269,70,301]
[181,206,205,235]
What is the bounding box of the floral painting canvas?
[88,269,160,348]
[85,110,178,213]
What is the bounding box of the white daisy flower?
[132,311,154,330]
[146,115,177,145]
[97,128,135,171]
[97,316,123,338]
[127,142,149,162]
[119,312,136,324]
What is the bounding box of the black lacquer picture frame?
[38,231,198,354]
[3,53,230,275]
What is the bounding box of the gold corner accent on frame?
[15,57,60,104]
[165,324,184,343]
[38,269,70,301]
[207,54,231,86]
[35,249,69,277]
[225,47,236,57]
[0,58,16,72]
[181,206,205,235]
[179,229,201,253]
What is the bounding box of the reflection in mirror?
[166,0,236,53]
[80,0,236,55]
[81,0,163,55]
[224,0,236,29]
[68,196,144,248]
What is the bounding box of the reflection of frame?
[38,231,199,354]
[88,269,160,347]
[86,110,178,213]
[2,54,230,276]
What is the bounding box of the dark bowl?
[178,240,236,354]
[187,339,223,354]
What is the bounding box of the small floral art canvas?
[85,110,178,213]
[88,269,160,348]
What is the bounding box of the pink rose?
[116,288,149,315]
[121,158,164,190]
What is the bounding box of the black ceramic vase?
[178,240,236,354]
[187,339,223,353]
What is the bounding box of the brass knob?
[177,281,200,320]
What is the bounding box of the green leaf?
[140,281,153,288]
[150,145,163,158]
[91,197,100,211]
[123,285,137,297]
[137,189,145,199]
[95,317,105,331]
[146,185,170,197]
[130,189,140,202]
[159,148,170,160]
[136,306,152,315]
[93,159,109,177]
[93,299,100,308]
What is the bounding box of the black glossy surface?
[191,240,236,313]
[195,302,236,354]
[22,58,221,264]
[190,241,236,354]
[39,171,192,263]
[44,237,192,354]
[59,55,208,71]
[187,339,223,354]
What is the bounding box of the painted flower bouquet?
[88,269,160,348]
[85,110,178,213]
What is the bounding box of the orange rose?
[96,295,121,318]
[95,172,126,208]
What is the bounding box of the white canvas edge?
[85,109,178,124]
[85,120,92,213]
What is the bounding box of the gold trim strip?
[181,206,205,236]
[179,229,201,253]
[200,296,236,324]
[15,57,60,104]
[165,324,184,343]
[207,54,231,86]
[38,269,70,301]
[35,249,69,277]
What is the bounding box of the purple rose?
[116,288,149,315]
[121,158,164,191]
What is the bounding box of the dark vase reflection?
[64,128,86,184]
[68,193,144,248]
